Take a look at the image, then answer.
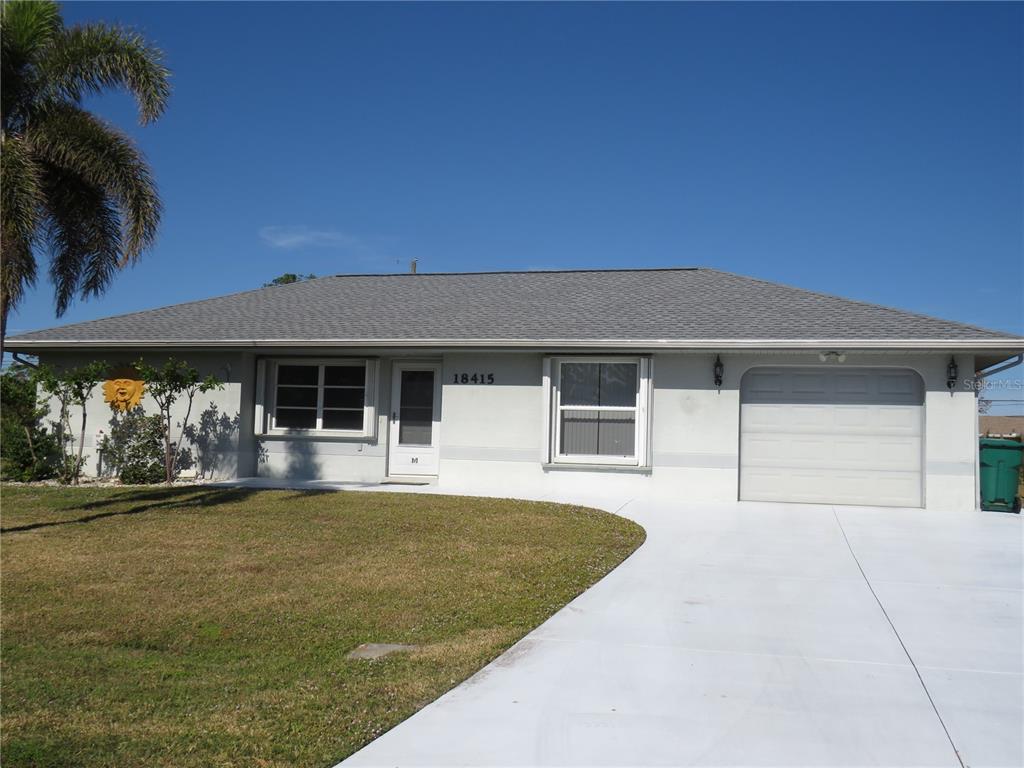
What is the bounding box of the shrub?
[0,367,61,481]
[98,408,166,485]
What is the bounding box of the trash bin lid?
[980,437,1024,450]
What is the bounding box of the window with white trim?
[268,359,376,435]
[548,357,651,466]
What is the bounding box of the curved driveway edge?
[323,487,1021,768]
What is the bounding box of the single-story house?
[7,268,1023,511]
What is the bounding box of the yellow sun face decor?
[103,371,145,411]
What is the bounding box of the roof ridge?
[701,268,1018,338]
[324,267,704,278]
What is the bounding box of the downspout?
[11,352,39,368]
[973,354,1023,510]
[976,354,1024,380]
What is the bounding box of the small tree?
[36,360,109,483]
[134,358,221,483]
[263,273,315,287]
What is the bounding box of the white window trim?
[264,357,378,438]
[548,356,651,467]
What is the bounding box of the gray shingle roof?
[6,268,1021,348]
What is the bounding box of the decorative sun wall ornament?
[103,370,145,411]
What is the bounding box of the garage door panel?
[745,371,785,395]
[833,406,872,429]
[744,369,923,407]
[742,404,786,429]
[743,404,921,437]
[740,367,923,508]
[872,405,922,433]
[833,437,921,470]
[835,374,870,396]
[741,434,921,472]
[790,405,832,428]
[878,374,920,397]
[742,467,922,507]
[835,405,921,434]
[792,373,828,395]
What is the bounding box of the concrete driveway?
[339,495,1022,767]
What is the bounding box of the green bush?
[0,367,60,481]
[99,408,166,485]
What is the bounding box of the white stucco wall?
[37,351,249,480]
[432,350,979,511]
[37,348,982,511]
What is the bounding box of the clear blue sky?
[10,2,1023,405]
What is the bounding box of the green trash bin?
[979,438,1023,513]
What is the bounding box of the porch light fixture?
[946,357,958,393]
[713,356,724,390]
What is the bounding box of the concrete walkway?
[230,481,1022,767]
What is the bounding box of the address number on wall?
[452,373,495,384]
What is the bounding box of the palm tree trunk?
[0,297,8,361]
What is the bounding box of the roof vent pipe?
[410,259,418,274]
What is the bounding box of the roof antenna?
[410,259,418,274]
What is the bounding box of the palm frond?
[1,0,63,127]
[0,227,38,322]
[0,1,167,340]
[0,133,43,326]
[29,104,160,260]
[0,133,44,244]
[37,23,171,125]
[0,0,61,55]
[40,162,122,315]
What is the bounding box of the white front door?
[388,363,442,476]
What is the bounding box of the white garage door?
[740,367,924,508]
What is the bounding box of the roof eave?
[6,337,1023,351]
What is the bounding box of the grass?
[0,485,644,768]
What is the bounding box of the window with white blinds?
[548,357,651,466]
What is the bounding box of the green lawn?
[1,485,644,768]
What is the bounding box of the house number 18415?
[453,373,495,384]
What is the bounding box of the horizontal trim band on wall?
[653,451,740,469]
[926,461,977,477]
[8,338,1023,351]
[440,445,540,463]
[439,448,742,469]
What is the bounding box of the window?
[547,357,651,466]
[268,359,376,435]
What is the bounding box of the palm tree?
[1,0,170,355]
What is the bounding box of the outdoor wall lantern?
[713,355,724,391]
[947,356,958,393]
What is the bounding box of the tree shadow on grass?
[1,485,353,535]
[1,487,262,534]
